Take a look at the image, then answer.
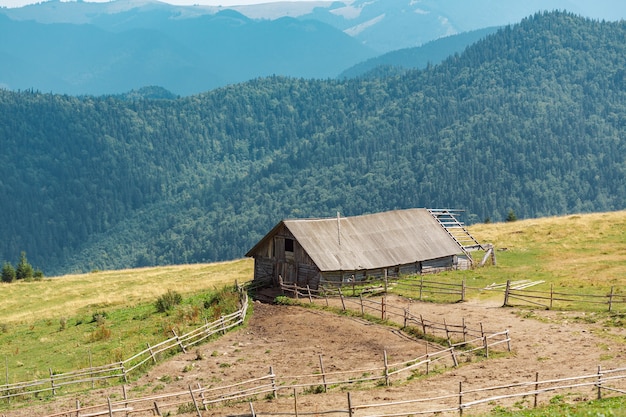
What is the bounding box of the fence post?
[506,330,511,352]
[147,342,157,364]
[307,285,313,303]
[404,308,408,328]
[319,354,328,393]
[360,294,365,317]
[383,350,389,387]
[450,347,459,368]
[458,381,463,416]
[420,314,427,336]
[121,361,128,383]
[5,356,9,404]
[188,385,202,417]
[270,366,277,399]
[597,365,602,399]
[221,316,227,335]
[49,368,56,396]
[106,397,113,417]
[426,342,430,374]
[534,372,539,408]
[249,401,256,417]
[480,323,488,358]
[347,392,354,417]
[338,288,346,311]
[462,318,467,343]
[609,286,614,312]
[419,276,424,301]
[502,280,511,306]
[461,279,466,302]
[294,388,299,417]
[381,296,386,321]
[154,401,163,416]
[198,382,208,411]
[172,330,187,353]
[444,318,450,344]
[123,384,129,417]
[550,283,554,310]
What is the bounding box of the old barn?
[246,208,490,290]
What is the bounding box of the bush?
[155,289,183,313]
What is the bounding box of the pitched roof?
[247,208,463,271]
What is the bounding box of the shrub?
[91,311,108,324]
[155,289,183,313]
[90,324,112,342]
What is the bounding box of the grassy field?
[428,210,626,307]
[0,259,252,386]
[0,259,252,323]
[1,210,626,413]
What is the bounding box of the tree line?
[1,252,43,282]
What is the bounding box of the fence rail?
[317,273,626,312]
[279,281,511,356]
[1,288,249,402]
[38,362,626,417]
[502,280,626,311]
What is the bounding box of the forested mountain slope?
[1,11,625,275]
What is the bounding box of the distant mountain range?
[2,0,626,95]
[2,11,626,275]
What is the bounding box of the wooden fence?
[320,275,466,302]
[502,280,626,311]
[37,362,626,416]
[319,273,626,312]
[38,329,512,417]
[0,290,249,402]
[279,281,511,357]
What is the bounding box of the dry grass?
[467,210,626,292]
[0,259,253,324]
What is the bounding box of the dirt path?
[4,295,626,416]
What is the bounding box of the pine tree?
[506,209,518,222]
[15,251,34,280]
[1,261,16,283]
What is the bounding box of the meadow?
[0,260,252,385]
[1,211,626,415]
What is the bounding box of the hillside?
[2,210,626,417]
[1,11,626,275]
[338,26,500,79]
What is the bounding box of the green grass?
[381,211,626,310]
[0,260,252,398]
[2,211,626,414]
[476,395,626,416]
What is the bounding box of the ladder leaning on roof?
[427,208,495,267]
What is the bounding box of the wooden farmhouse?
[246,208,491,290]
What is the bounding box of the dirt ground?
[4,293,626,417]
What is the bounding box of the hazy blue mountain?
[298,0,626,52]
[339,26,500,79]
[0,9,374,95]
[4,0,626,94]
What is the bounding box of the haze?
[0,0,322,8]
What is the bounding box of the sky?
[0,0,317,7]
